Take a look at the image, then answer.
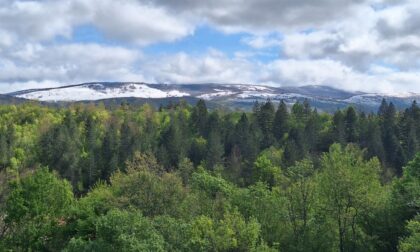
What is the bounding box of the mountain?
[0,94,44,105]
[7,82,420,112]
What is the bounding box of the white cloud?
[241,35,281,49]
[259,59,420,94]
[282,31,342,59]
[88,0,193,45]
[151,0,371,33]
[137,52,420,94]
[0,43,143,91]
[376,0,420,38]
[0,0,193,46]
[1,0,420,94]
[0,80,61,93]
[0,0,85,43]
[278,0,420,71]
[141,50,257,84]
[3,47,420,94]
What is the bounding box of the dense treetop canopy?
[0,99,419,251]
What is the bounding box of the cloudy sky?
[0,0,419,93]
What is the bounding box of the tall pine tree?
[273,100,289,142]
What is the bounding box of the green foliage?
[399,214,420,252]
[110,169,187,217]
[282,159,317,251]
[253,154,283,187]
[400,153,420,209]
[4,168,74,251]
[177,157,195,185]
[152,216,191,251]
[125,151,164,174]
[188,211,261,252]
[317,144,384,252]
[206,128,224,170]
[191,99,208,137]
[233,182,287,247]
[65,209,165,252]
[256,100,275,148]
[190,136,207,166]
[159,117,186,169]
[191,168,235,199]
[0,100,419,251]
[344,107,358,143]
[273,100,289,142]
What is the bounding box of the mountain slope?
[11,83,189,101]
[7,82,420,112]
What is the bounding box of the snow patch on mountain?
[9,82,420,112]
[232,85,273,91]
[16,83,189,101]
[343,94,381,105]
[198,89,237,100]
[275,93,311,99]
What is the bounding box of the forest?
[0,99,419,251]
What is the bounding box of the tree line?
[0,99,419,251]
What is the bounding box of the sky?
[0,0,420,94]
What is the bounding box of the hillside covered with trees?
[0,99,419,251]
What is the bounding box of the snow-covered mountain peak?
[7,82,420,112]
[15,83,189,101]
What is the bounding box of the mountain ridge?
[5,82,420,112]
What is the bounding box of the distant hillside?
[6,82,420,112]
[0,94,38,105]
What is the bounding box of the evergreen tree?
[178,109,193,150]
[206,129,224,170]
[303,99,312,119]
[119,119,136,169]
[381,102,406,175]
[0,126,11,170]
[252,101,261,115]
[140,117,158,153]
[39,112,82,190]
[191,99,208,137]
[159,117,184,170]
[284,128,305,166]
[62,112,83,189]
[234,113,260,184]
[207,111,222,138]
[363,117,386,165]
[258,100,275,148]
[291,102,305,123]
[234,114,258,160]
[378,98,388,117]
[83,115,101,189]
[344,107,358,143]
[401,105,419,162]
[101,118,120,181]
[226,145,242,184]
[189,136,207,167]
[332,110,346,145]
[304,110,321,153]
[273,100,289,142]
